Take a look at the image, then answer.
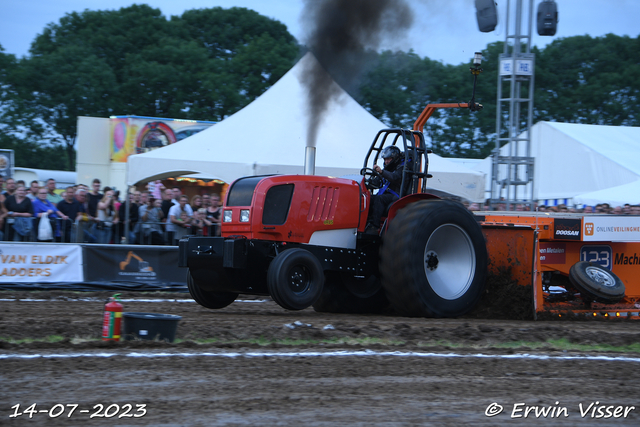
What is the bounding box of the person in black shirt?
[365,146,406,235]
[117,192,139,243]
[204,193,222,236]
[57,186,86,242]
[5,185,34,241]
[87,179,103,219]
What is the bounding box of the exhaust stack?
[304,146,316,175]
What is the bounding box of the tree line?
[0,4,638,170]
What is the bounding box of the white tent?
[573,179,640,207]
[126,53,485,202]
[473,121,640,205]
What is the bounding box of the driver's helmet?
[381,146,402,169]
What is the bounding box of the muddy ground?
[1,290,640,426]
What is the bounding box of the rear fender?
[384,193,440,231]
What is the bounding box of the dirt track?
[1,291,640,426]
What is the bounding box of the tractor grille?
[263,184,294,225]
[307,186,339,222]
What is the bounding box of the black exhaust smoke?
[300,0,413,148]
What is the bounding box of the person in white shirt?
[166,195,192,245]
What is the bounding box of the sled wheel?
[268,248,324,310]
[380,199,487,317]
[187,271,238,309]
[312,272,389,314]
[569,261,625,304]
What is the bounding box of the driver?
[365,145,404,234]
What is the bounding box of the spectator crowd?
[0,176,222,245]
[465,201,640,214]
[1,175,638,245]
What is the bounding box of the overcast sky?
[1,0,639,65]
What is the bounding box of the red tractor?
[179,56,488,317]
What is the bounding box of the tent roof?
[473,121,640,203]
[127,53,485,201]
[573,179,640,207]
[545,122,640,175]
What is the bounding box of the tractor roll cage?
[363,129,429,198]
[363,101,481,199]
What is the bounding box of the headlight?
[223,210,232,222]
[240,209,250,222]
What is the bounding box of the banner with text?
[83,246,184,284]
[583,216,640,242]
[0,244,83,282]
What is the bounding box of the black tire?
[267,248,324,311]
[569,261,625,304]
[312,272,389,314]
[380,199,487,317]
[187,271,238,309]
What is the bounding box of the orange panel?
[481,213,640,319]
[482,226,536,287]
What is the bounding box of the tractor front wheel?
[268,248,324,310]
[380,199,487,317]
[187,271,238,309]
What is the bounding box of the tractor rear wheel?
[187,271,238,309]
[380,199,487,317]
[569,261,625,304]
[312,272,389,314]
[268,248,324,310]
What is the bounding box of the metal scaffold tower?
[490,0,536,210]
